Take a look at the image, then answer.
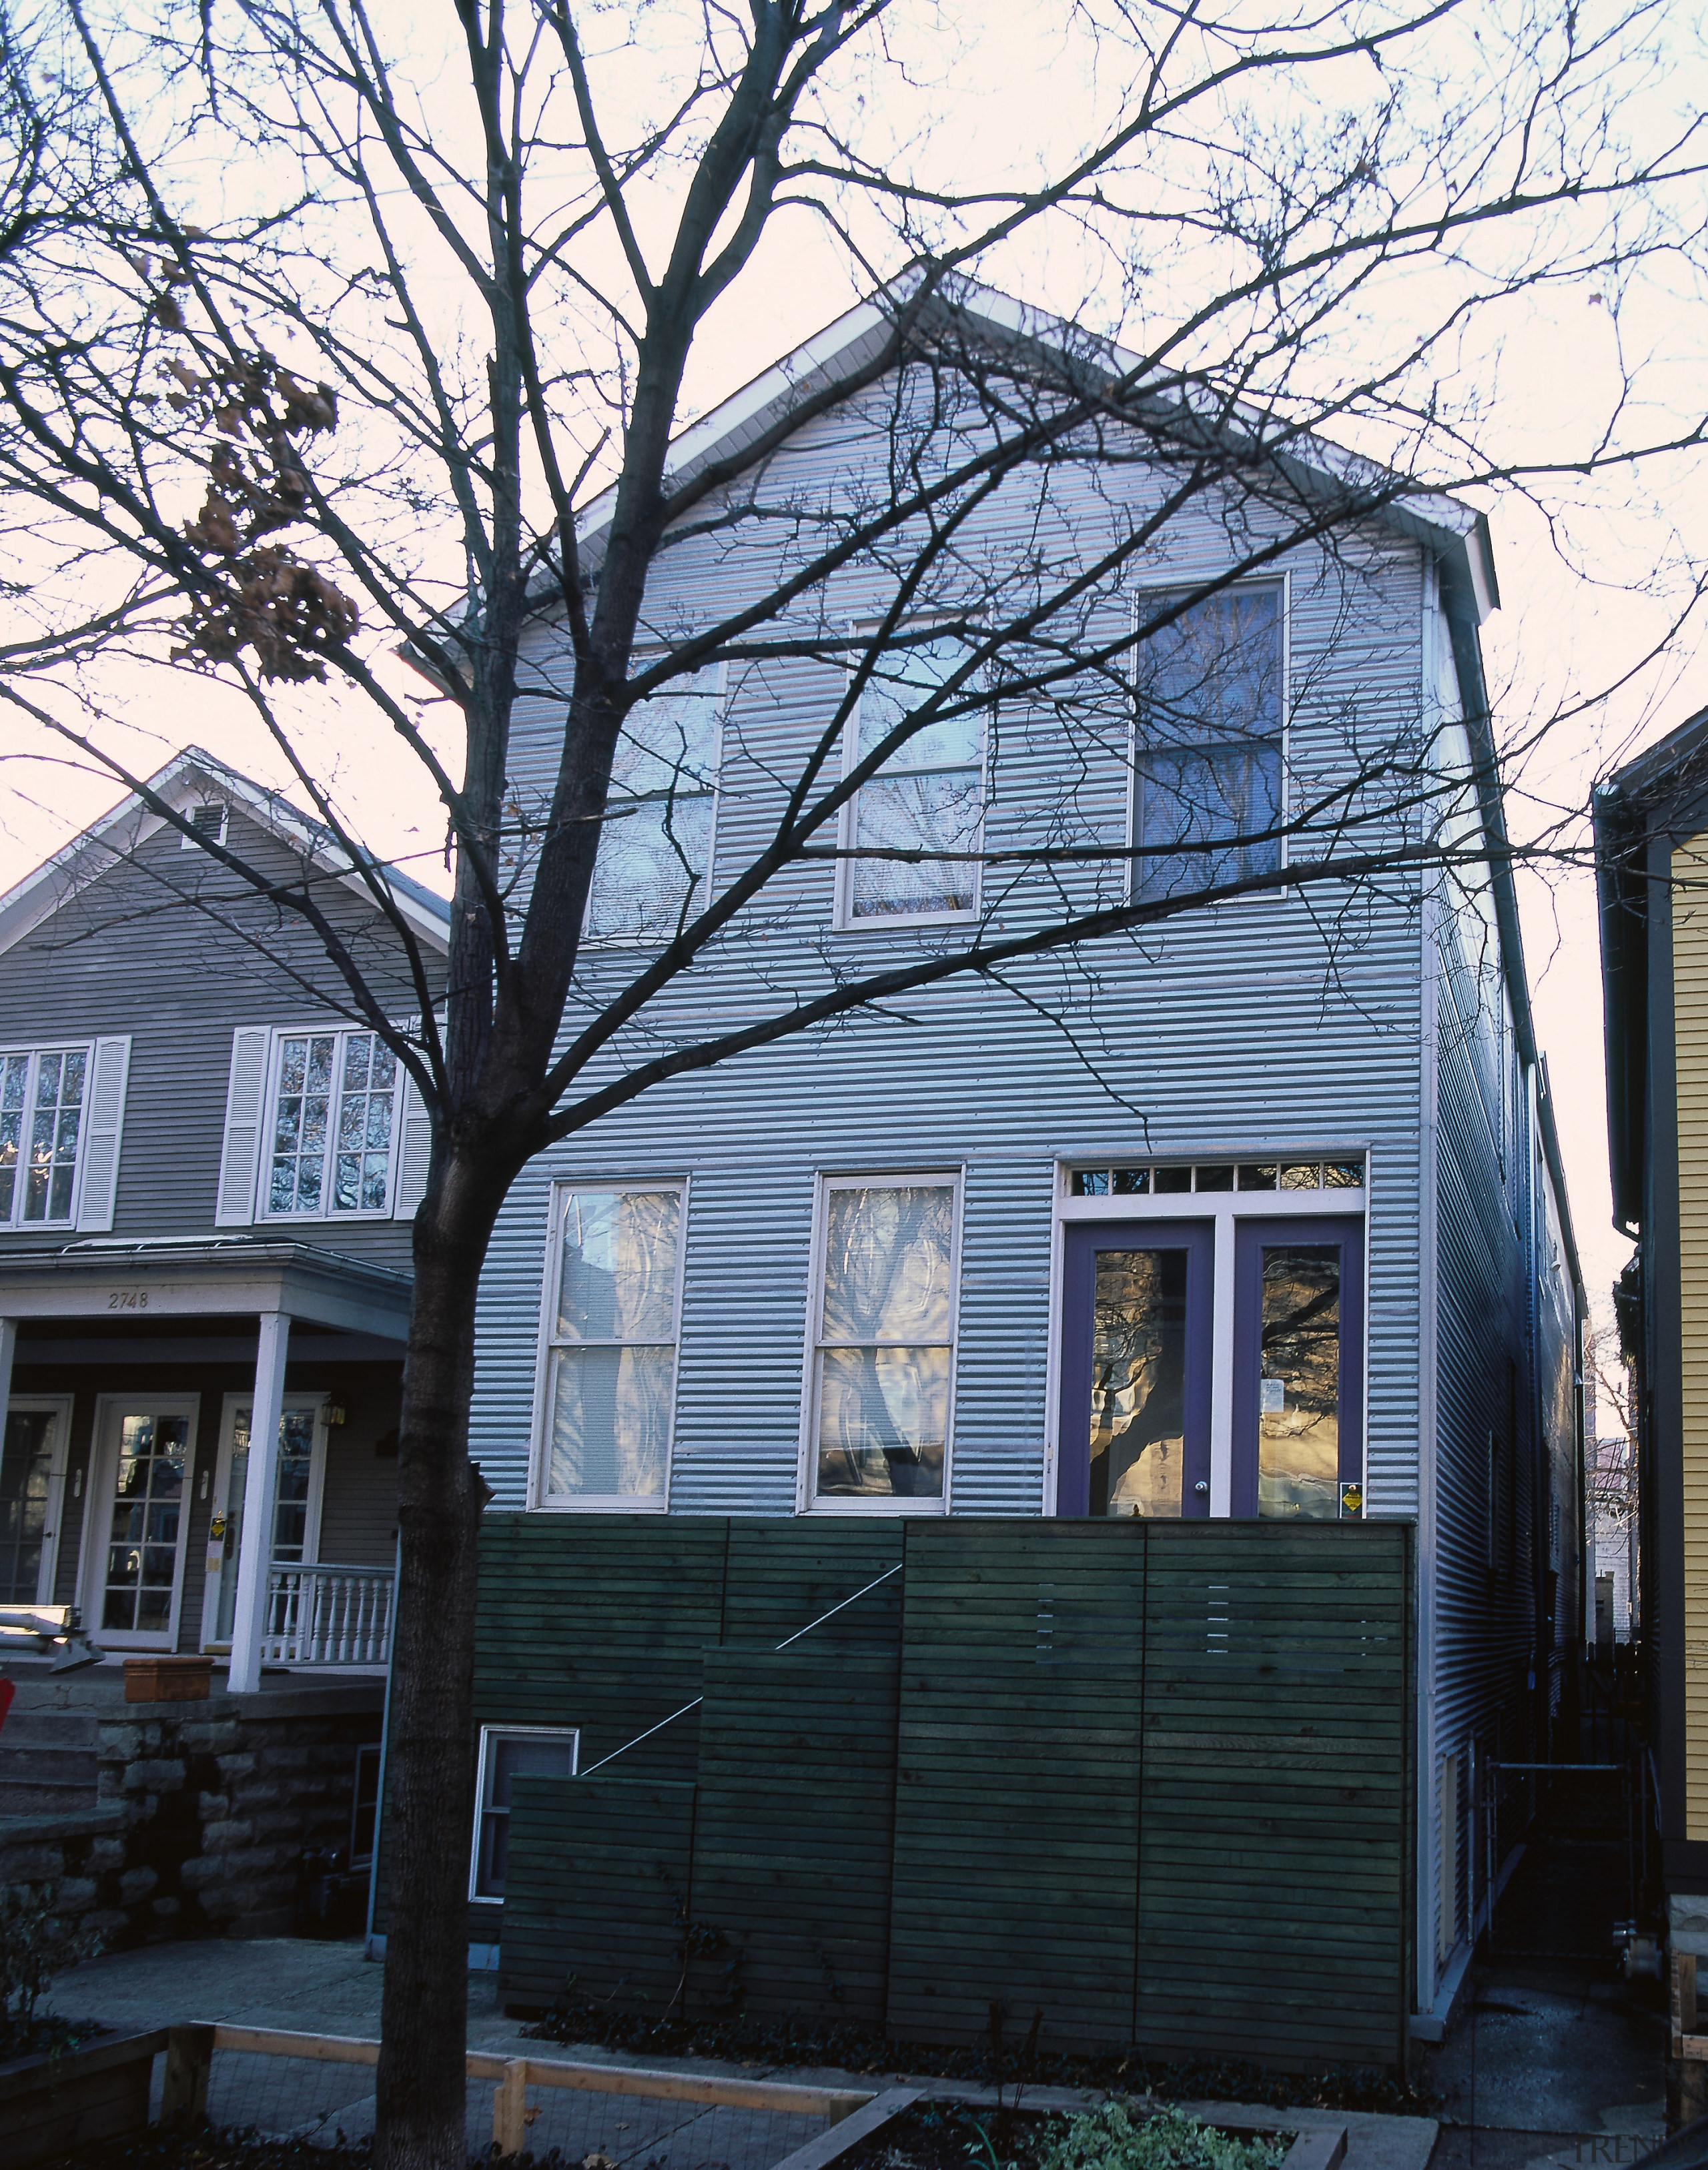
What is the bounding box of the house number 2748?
[107,1290,148,1309]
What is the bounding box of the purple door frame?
[1056,1219,1215,1518]
[1228,1214,1364,1519]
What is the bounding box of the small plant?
[0,1884,104,2059]
[1035,2101,1291,2170]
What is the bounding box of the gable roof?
[0,746,451,961]
[557,275,1501,628]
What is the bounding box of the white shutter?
[74,1035,131,1231]
[392,1071,434,1219]
[215,1027,273,1226]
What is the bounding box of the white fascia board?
[0,746,449,961]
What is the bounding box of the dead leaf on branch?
[139,260,356,681]
[172,547,360,683]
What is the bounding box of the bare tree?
[0,1,1703,2161]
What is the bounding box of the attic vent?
[181,802,228,849]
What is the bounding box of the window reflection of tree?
[1260,1249,1340,1433]
[1090,1251,1187,1516]
[822,1187,952,1496]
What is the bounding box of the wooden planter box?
[0,2027,168,2169]
[122,1656,213,1703]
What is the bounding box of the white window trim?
[797,1167,965,1516]
[1043,1150,1370,1520]
[78,1392,202,1652]
[469,1722,580,1904]
[833,632,986,933]
[580,659,725,949]
[526,1175,689,1514]
[0,1042,97,1231]
[199,1391,330,1654]
[1126,572,1290,907]
[254,1022,407,1225]
[2,1394,73,1608]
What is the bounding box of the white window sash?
[582,661,724,945]
[0,1043,98,1230]
[799,1169,963,1515]
[257,1024,406,1224]
[1126,575,1290,905]
[468,1723,580,1903]
[529,1178,688,1513]
[835,638,985,930]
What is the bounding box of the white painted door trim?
[80,1393,201,1650]
[199,1390,328,1652]
[3,1393,73,1606]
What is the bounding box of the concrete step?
[0,1745,98,1784]
[0,1776,99,1816]
[1,1710,98,1748]
[0,1704,103,1816]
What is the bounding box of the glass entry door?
[1230,1217,1364,1518]
[201,1396,326,1650]
[1057,1221,1214,1516]
[1,1400,69,1605]
[88,1398,198,1648]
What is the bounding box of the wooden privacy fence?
[452,1516,1413,2071]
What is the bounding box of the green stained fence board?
[449,1512,1412,2069]
[498,1774,697,2009]
[690,1644,900,2024]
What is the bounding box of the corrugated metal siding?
[1426,878,1573,1975]
[478,372,1434,1517]
[0,809,438,1263]
[1673,837,1708,1839]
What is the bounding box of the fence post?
[161,2023,215,2117]
[492,2057,529,2155]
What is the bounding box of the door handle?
[1194,1481,1209,1494]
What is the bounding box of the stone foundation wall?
[0,1680,383,1947]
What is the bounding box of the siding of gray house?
[1,790,441,1648]
[0,806,431,1262]
[460,356,1580,2019]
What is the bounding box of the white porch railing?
[261,1563,394,1666]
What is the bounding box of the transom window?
[265,1029,400,1217]
[536,1182,686,1510]
[0,1046,88,1226]
[807,1175,961,1509]
[1132,584,1284,903]
[841,637,983,924]
[1071,1158,1364,1196]
[586,664,721,940]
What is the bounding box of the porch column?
[228,1310,291,1694]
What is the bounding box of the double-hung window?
[586,664,721,941]
[0,1041,130,1231]
[805,1175,961,1508]
[469,1724,578,1901]
[536,1181,686,1510]
[840,636,983,924]
[263,1028,401,1217]
[1131,583,1284,903]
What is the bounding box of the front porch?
[0,1237,408,1686]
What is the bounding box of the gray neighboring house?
[455,287,1586,2037]
[0,749,446,1690]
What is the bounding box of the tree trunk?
[375,1163,504,2170]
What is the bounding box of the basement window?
[470,1725,579,1902]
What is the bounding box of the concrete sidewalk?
[44,1936,1439,2170]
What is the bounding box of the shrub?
[1034,2101,1290,2170]
[0,1885,104,2059]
